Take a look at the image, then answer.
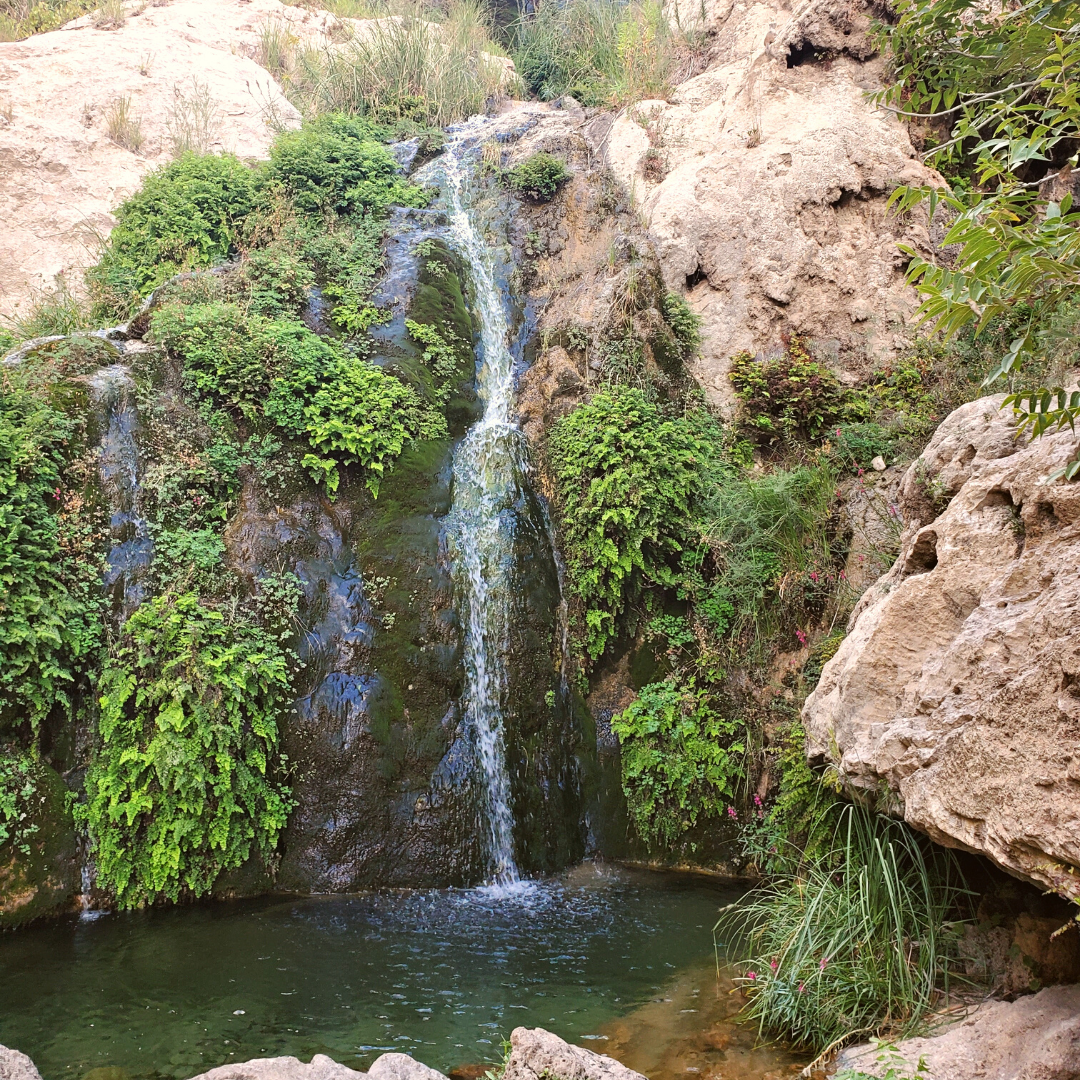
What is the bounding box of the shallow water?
[0,866,801,1080]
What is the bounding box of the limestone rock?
[367,1054,447,1080]
[835,984,1080,1080]
[189,1052,448,1080]
[503,1027,646,1080]
[0,0,308,320]
[804,395,1080,891]
[0,1045,43,1080]
[605,0,942,405]
[190,1055,367,1080]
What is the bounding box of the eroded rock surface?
[804,395,1080,892]
[604,0,941,402]
[835,984,1080,1080]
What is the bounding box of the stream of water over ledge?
[0,867,804,1080]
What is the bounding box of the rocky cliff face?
[602,0,940,404]
[804,395,1080,894]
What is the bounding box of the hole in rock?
[685,265,707,289]
[977,487,1015,510]
[904,529,938,575]
[958,443,977,466]
[786,42,820,67]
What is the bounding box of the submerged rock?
[804,395,1080,892]
[835,984,1080,1080]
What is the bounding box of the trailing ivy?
[82,592,294,909]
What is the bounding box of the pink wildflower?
[54,486,61,501]
[809,572,818,583]
[797,983,805,993]
[754,794,763,807]
[769,960,778,970]
[746,971,757,980]
[727,806,738,819]
[795,629,807,646]
[819,956,829,971]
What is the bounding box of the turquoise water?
[0,866,743,1080]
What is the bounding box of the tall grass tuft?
[716,806,971,1056]
[4,273,94,341]
[284,0,514,127]
[166,78,223,156]
[512,0,706,107]
[105,94,144,152]
[698,460,842,659]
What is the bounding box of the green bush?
[506,152,571,202]
[150,303,282,417]
[730,336,848,446]
[717,806,969,1054]
[0,751,39,853]
[241,244,316,318]
[82,591,293,908]
[263,113,427,217]
[662,291,701,353]
[611,677,744,849]
[548,386,716,658]
[88,153,257,315]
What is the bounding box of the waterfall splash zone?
[0,867,791,1078]
[417,121,532,888]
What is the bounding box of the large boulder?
[804,395,1080,893]
[835,984,1080,1079]
[604,0,941,403]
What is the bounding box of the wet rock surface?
[504,1027,646,1080]
[804,396,1080,892]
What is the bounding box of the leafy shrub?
[611,677,744,849]
[0,372,101,736]
[264,327,443,495]
[730,336,848,445]
[263,113,427,217]
[829,422,895,470]
[548,386,716,658]
[150,303,282,416]
[241,244,315,318]
[82,592,293,908]
[662,291,701,352]
[89,153,257,315]
[506,152,570,202]
[717,806,969,1054]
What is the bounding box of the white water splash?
[418,121,528,886]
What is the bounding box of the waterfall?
[417,123,530,886]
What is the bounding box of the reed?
[715,805,970,1055]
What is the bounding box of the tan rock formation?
[835,984,1080,1080]
[803,394,1080,893]
[0,0,323,320]
[603,0,941,404]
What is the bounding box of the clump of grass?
[105,94,144,152]
[92,0,125,29]
[716,805,971,1057]
[258,18,299,80]
[284,0,514,127]
[166,78,222,156]
[4,273,94,341]
[512,0,704,107]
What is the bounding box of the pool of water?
[0,865,778,1080]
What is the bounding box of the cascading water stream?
[417,123,532,887]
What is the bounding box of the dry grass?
[105,94,144,152]
[92,0,126,29]
[281,0,515,126]
[166,78,222,156]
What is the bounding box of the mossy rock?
[0,761,78,930]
